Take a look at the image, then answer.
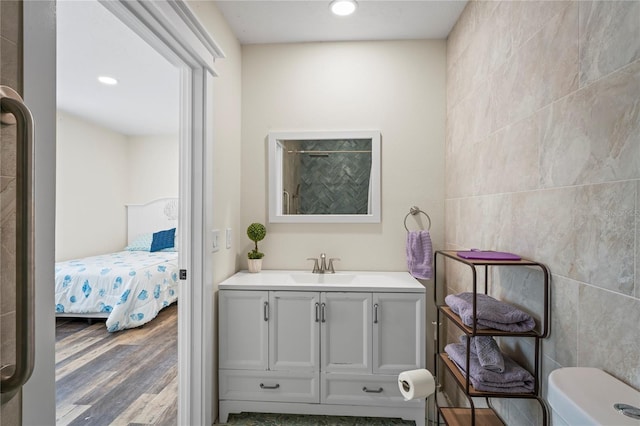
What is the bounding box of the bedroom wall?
[241,40,446,272]
[55,112,179,261]
[445,1,639,424]
[56,111,129,260]
[126,134,179,203]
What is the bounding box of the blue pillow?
[150,228,176,252]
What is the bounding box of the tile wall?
[0,0,22,424]
[444,1,639,423]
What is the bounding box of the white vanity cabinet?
[218,290,269,370]
[219,290,321,372]
[218,271,427,426]
[321,292,372,374]
[269,291,320,372]
[372,292,425,374]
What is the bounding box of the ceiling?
[56,0,466,136]
[56,0,180,136]
[215,1,468,44]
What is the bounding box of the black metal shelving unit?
[433,250,550,426]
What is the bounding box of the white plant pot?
[248,258,263,273]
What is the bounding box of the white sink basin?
[219,270,425,293]
[290,273,357,285]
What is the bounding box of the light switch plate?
[225,228,232,249]
[211,229,220,252]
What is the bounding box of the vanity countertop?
[218,270,426,293]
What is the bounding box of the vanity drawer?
[321,373,423,407]
[219,370,319,403]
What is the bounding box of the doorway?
[55,1,181,423]
[22,1,222,424]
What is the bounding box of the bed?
[55,198,180,332]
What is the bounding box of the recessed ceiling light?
[330,0,357,16]
[98,75,118,86]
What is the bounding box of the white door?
[321,292,372,374]
[269,291,320,372]
[372,292,425,374]
[219,290,269,370]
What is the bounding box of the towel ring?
[404,206,431,232]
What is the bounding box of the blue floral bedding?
[55,251,179,331]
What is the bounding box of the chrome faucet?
[307,253,340,273]
[319,253,328,273]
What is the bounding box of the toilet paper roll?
[398,369,435,401]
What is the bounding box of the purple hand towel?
[445,292,536,332]
[406,230,433,280]
[445,342,534,393]
[459,335,505,373]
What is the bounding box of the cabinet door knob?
[259,383,280,390]
[263,301,269,322]
[315,302,320,322]
[320,302,326,323]
[373,303,379,324]
[362,386,384,393]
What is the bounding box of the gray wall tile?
[636,181,639,300]
[0,2,21,45]
[579,1,640,87]
[447,1,477,73]
[540,60,640,187]
[510,183,635,295]
[508,2,571,52]
[492,2,579,132]
[578,284,640,388]
[1,123,17,178]
[445,1,639,422]
[1,36,19,91]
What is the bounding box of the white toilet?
[548,367,640,425]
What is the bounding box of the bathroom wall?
[0,0,22,423]
[186,1,243,422]
[445,1,639,423]
[187,1,243,283]
[241,40,446,271]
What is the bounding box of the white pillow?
[126,232,177,252]
[125,233,153,251]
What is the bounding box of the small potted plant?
[246,222,266,273]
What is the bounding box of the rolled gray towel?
[459,335,505,373]
[445,292,536,332]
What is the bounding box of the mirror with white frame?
[268,130,381,223]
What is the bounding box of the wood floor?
[55,304,178,426]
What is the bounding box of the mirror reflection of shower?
[282,139,372,215]
[292,183,300,214]
[282,184,302,214]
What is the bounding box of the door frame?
[22,2,57,424]
[22,1,223,424]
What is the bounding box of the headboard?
[126,197,179,244]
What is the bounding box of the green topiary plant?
[247,223,266,259]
